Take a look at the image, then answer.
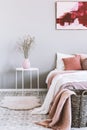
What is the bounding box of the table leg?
[16,70,17,94]
[30,71,32,89]
[22,70,24,96]
[37,69,39,95]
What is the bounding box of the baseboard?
[0,88,47,92]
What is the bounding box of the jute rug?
[0,96,41,110]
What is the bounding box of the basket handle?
[82,90,87,96]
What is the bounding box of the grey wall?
[0,0,87,89]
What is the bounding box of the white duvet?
[31,70,87,114]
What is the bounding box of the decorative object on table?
[22,58,31,69]
[55,1,87,30]
[17,34,35,69]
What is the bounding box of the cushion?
[62,55,82,70]
[56,52,73,71]
[77,54,87,61]
[81,58,87,70]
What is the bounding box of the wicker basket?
[71,90,87,128]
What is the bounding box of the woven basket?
[71,89,87,128]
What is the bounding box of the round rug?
[0,96,41,110]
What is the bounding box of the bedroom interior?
[0,0,87,130]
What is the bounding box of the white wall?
[0,0,87,89]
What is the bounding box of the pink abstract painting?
[56,1,87,30]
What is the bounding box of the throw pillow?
[62,55,82,70]
[81,58,87,70]
[76,54,87,61]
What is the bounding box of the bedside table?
[16,68,39,95]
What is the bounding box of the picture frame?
[55,1,87,30]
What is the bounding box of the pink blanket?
[35,80,87,130]
[36,89,75,130]
[35,70,87,130]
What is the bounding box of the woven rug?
[0,96,41,110]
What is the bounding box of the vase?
[22,58,30,69]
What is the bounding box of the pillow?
[77,54,87,61]
[81,58,87,70]
[56,52,73,71]
[62,55,82,70]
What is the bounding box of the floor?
[0,90,87,130]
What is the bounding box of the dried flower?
[17,35,35,58]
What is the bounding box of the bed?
[31,52,87,129]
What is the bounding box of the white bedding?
[31,70,87,114]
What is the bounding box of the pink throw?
[35,89,75,130]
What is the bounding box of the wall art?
[55,1,87,30]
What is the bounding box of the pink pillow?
[62,55,82,70]
[77,54,87,61]
[81,58,87,70]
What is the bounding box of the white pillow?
[56,52,74,71]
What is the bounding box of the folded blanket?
[36,89,75,130]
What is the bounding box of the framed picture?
[55,1,87,30]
